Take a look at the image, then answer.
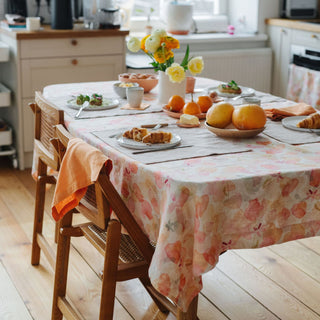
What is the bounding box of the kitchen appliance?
[291,44,320,71]
[5,0,27,17]
[280,0,318,19]
[96,7,122,29]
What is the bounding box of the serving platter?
[116,132,181,150]
[205,122,265,138]
[282,116,320,133]
[67,98,119,111]
[206,86,255,98]
[162,106,206,120]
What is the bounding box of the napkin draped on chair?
[264,103,316,121]
[52,138,112,221]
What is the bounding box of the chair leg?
[51,213,73,320]
[31,160,47,266]
[99,220,121,320]
[139,276,170,314]
[54,220,60,243]
[176,295,199,320]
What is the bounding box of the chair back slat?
[30,91,64,170]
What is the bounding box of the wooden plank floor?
[1,157,320,320]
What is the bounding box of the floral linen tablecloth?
[43,79,320,312]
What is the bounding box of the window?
[131,0,225,18]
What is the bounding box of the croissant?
[142,131,172,144]
[123,128,149,141]
[297,113,320,129]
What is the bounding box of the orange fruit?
[197,95,213,113]
[232,104,266,130]
[206,102,234,128]
[182,100,201,115]
[168,95,185,112]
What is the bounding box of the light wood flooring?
[1,157,320,320]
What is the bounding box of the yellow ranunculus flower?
[127,37,141,53]
[154,47,174,64]
[162,36,180,50]
[188,56,204,75]
[145,35,161,53]
[140,35,150,52]
[165,63,186,83]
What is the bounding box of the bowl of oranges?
[162,94,214,120]
[205,102,266,138]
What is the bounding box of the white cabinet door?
[268,26,292,98]
[21,55,124,98]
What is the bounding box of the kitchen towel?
[52,138,112,221]
[287,64,320,109]
[264,102,316,121]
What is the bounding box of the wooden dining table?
[43,77,320,319]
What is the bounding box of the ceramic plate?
[116,132,181,150]
[162,106,206,120]
[206,86,255,98]
[282,116,320,133]
[205,122,265,138]
[67,98,119,111]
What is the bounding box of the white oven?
[291,44,320,71]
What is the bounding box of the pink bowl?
[118,74,158,93]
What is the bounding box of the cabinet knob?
[311,34,318,39]
[71,59,78,66]
[281,28,287,34]
[71,39,78,46]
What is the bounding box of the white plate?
[67,98,119,111]
[206,86,255,98]
[282,116,320,133]
[116,132,181,150]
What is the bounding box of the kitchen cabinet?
[267,19,320,98]
[0,27,128,169]
[267,25,292,98]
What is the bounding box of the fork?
[75,101,89,119]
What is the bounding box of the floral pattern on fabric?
[44,79,320,312]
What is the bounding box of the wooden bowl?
[205,122,265,138]
[162,106,206,120]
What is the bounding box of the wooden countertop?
[266,18,320,33]
[0,24,129,40]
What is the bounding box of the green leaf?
[180,44,190,70]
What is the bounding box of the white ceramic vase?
[157,71,186,105]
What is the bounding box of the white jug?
[165,1,194,35]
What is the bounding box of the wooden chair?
[50,124,191,320]
[29,91,64,268]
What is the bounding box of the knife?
[141,123,169,128]
[132,144,193,154]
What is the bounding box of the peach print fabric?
[44,79,320,312]
[287,64,320,109]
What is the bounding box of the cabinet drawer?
[292,30,320,48]
[20,36,124,59]
[21,55,124,98]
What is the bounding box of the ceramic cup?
[243,97,261,106]
[126,87,144,108]
[26,17,41,31]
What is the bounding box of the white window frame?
[129,0,228,33]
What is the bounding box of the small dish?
[206,86,255,98]
[113,82,139,99]
[176,121,200,128]
[282,116,320,133]
[205,122,265,138]
[67,97,119,111]
[162,106,206,120]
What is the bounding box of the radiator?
[127,47,272,93]
[197,48,272,93]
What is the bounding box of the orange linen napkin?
[52,138,112,221]
[264,103,316,121]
